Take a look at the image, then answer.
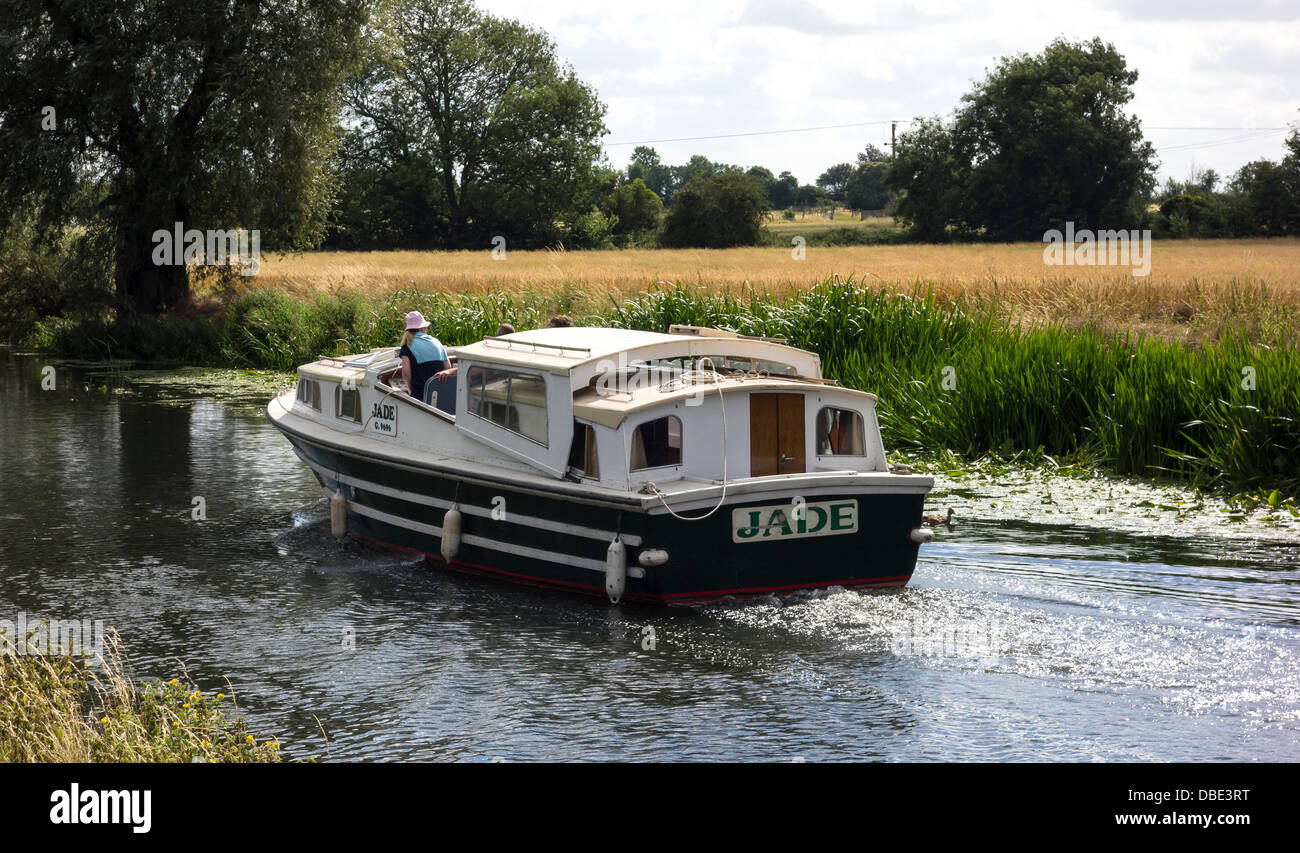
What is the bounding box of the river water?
[1,351,1297,762]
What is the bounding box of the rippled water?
[1,351,1297,761]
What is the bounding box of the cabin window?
[466,365,548,446]
[688,355,795,376]
[335,386,361,423]
[567,422,599,478]
[296,378,320,411]
[754,360,796,377]
[690,355,752,375]
[631,416,682,470]
[816,407,865,455]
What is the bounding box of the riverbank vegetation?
[19,276,1297,498]
[246,239,1300,344]
[3,3,1298,500]
[8,2,1300,323]
[0,628,282,762]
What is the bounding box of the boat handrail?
[482,336,592,357]
[667,324,789,345]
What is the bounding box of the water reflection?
[0,351,1296,761]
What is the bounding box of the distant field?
[249,238,1300,344]
[763,210,900,235]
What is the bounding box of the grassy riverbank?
[24,276,1300,498]
[0,628,282,762]
[609,282,1299,496]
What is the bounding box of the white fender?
[606,537,627,603]
[329,489,348,539]
[441,504,462,562]
[909,527,934,544]
[637,548,669,568]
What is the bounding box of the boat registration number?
[732,499,858,543]
[369,401,398,436]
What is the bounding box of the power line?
[1156,128,1293,153]
[606,120,1292,148]
[1147,126,1291,131]
[605,120,900,147]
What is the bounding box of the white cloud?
[478,0,1300,183]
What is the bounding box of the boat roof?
[452,326,823,385]
[573,375,875,429]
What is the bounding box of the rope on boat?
[644,357,729,522]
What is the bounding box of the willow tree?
[342,0,607,249]
[0,0,369,314]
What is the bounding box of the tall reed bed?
[40,277,1300,495]
[214,286,561,370]
[608,280,1300,495]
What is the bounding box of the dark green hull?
[280,427,929,605]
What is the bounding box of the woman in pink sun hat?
[398,311,449,402]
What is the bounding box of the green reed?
[40,276,1300,495]
[609,279,1300,496]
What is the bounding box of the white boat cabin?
[288,325,889,491]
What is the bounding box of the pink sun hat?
[404,311,429,331]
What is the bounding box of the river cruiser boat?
[266,325,936,604]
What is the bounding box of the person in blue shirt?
[399,311,448,402]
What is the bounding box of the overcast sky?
[478,0,1299,186]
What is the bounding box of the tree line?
[885,38,1300,242]
[1,1,1297,328]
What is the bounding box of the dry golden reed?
[248,238,1300,343]
[0,628,282,763]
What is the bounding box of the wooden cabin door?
[750,393,806,476]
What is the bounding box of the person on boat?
[399,311,449,402]
[545,315,573,328]
[432,323,513,384]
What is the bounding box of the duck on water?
[266,323,938,604]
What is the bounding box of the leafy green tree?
[886,117,971,240]
[627,146,676,200]
[959,38,1155,237]
[346,0,608,248]
[671,155,721,194]
[327,131,447,250]
[817,163,853,201]
[660,169,767,248]
[0,0,369,314]
[857,144,888,164]
[746,166,777,205]
[566,207,618,249]
[601,178,662,234]
[1159,165,1221,201]
[845,162,889,210]
[1220,128,1300,237]
[1230,159,1292,236]
[1157,193,1229,238]
[794,184,827,209]
[889,38,1156,240]
[769,171,799,208]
